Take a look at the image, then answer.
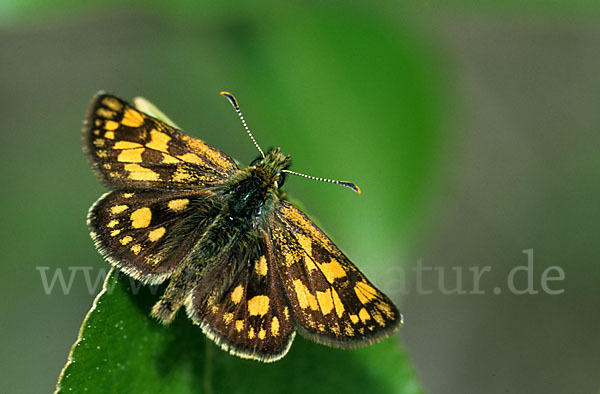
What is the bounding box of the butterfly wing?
[186,229,296,362]
[88,189,219,285]
[272,200,402,347]
[83,92,238,190]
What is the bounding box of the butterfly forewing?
[272,201,402,346]
[83,93,238,190]
[88,189,219,285]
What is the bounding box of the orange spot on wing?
[117,148,145,163]
[271,316,280,336]
[96,108,115,118]
[258,328,266,340]
[130,207,152,228]
[223,313,234,325]
[318,258,347,283]
[231,285,244,304]
[235,320,244,332]
[114,141,143,149]
[131,244,142,255]
[124,164,160,181]
[254,256,268,276]
[293,279,318,310]
[104,120,119,131]
[102,97,123,111]
[247,295,270,316]
[146,129,171,153]
[148,227,165,242]
[161,153,180,164]
[316,289,334,315]
[120,236,133,245]
[296,233,313,256]
[358,308,371,323]
[331,288,345,318]
[177,153,204,165]
[354,281,379,304]
[121,108,145,127]
[167,198,189,212]
[110,205,128,214]
[182,135,236,172]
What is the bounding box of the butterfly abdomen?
[151,214,243,323]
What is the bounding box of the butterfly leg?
[151,261,201,324]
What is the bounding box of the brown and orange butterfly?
[83,91,402,362]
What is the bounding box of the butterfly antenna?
[220,91,265,158]
[282,169,362,194]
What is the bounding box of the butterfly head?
[250,147,291,189]
[221,91,361,194]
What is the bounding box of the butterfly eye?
[250,157,262,167]
[276,172,286,188]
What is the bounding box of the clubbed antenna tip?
[219,91,238,108]
[340,181,362,194]
[282,170,362,195]
[220,91,264,158]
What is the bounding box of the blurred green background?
[1,1,599,393]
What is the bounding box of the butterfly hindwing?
[272,201,402,347]
[83,93,238,190]
[186,230,296,362]
[88,189,219,285]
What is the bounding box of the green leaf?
[133,96,181,129]
[56,269,422,393]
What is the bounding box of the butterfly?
[83,91,403,362]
